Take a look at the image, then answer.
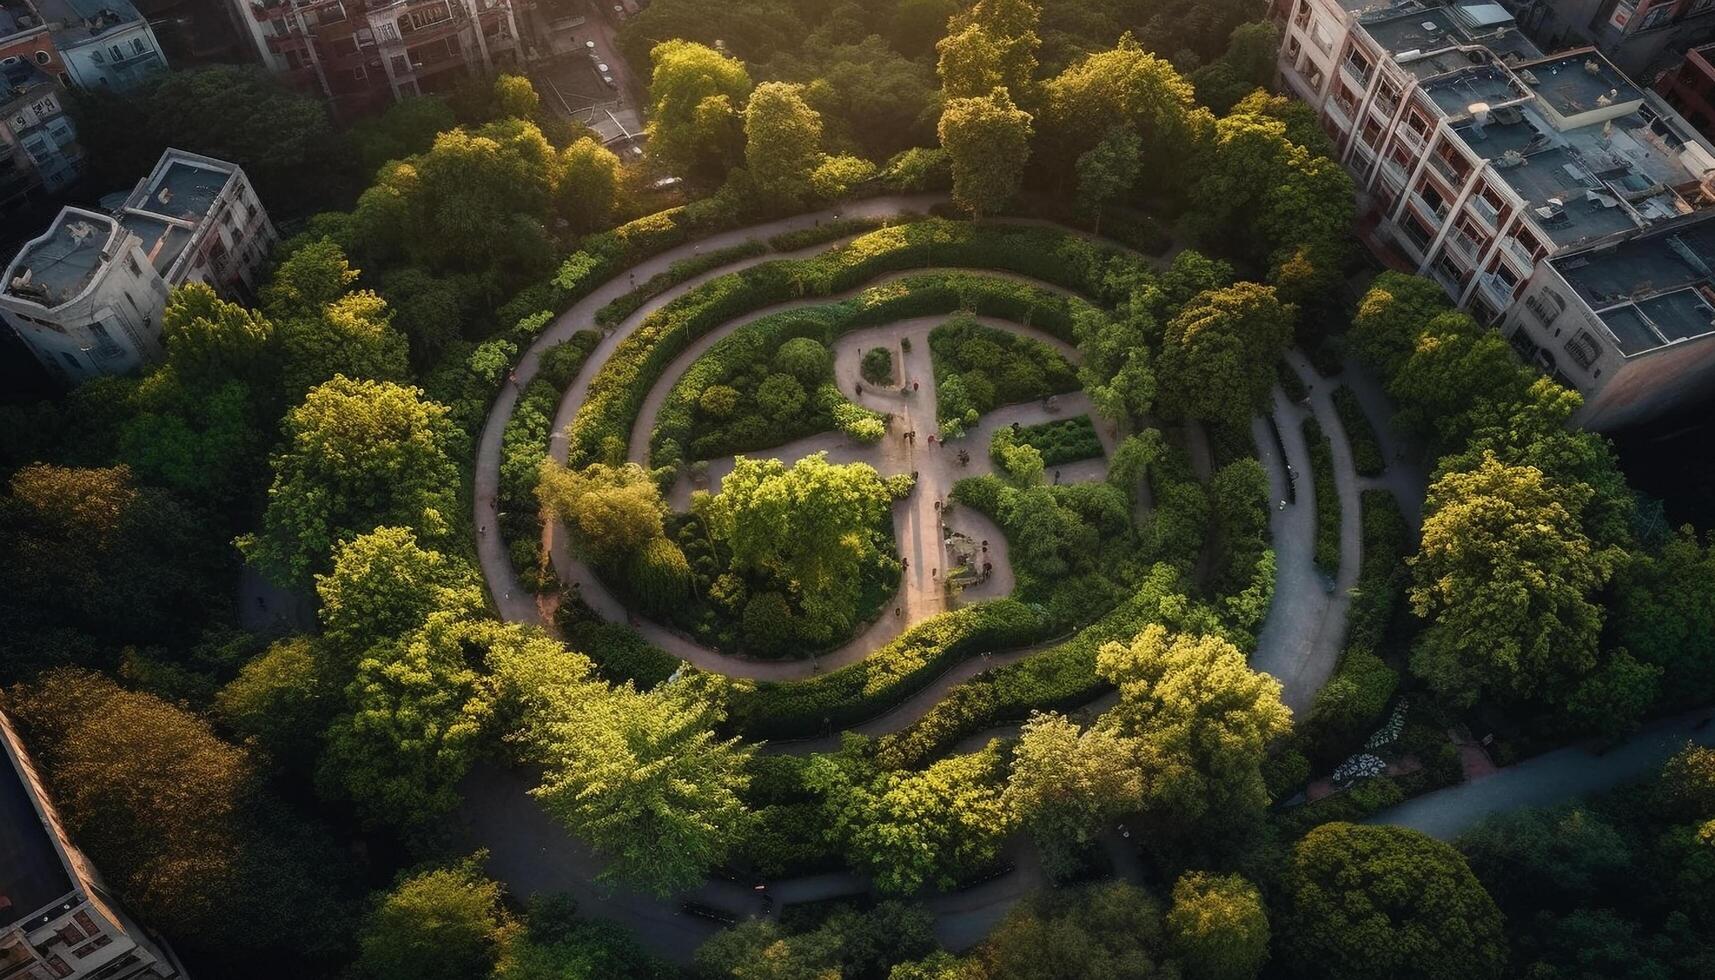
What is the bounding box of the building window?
[132,38,146,55]
[1564,330,1601,369]
[110,45,123,61]
[1525,290,1566,326]
[91,49,104,63]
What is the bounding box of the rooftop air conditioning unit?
[1585,60,1602,75]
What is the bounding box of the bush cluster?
[1009,416,1104,467]
[930,314,1080,431]
[1302,416,1340,577]
[768,215,909,252]
[568,219,1128,465]
[860,347,894,385]
[650,318,883,467]
[1331,385,1386,477]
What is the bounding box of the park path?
[544,293,1107,680]
[1368,707,1715,839]
[1248,351,1364,715]
[473,194,945,628]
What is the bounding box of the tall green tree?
[809,745,1014,894]
[1166,872,1270,980]
[1157,283,1294,427]
[646,39,753,177]
[938,88,1033,218]
[315,525,485,660]
[1280,823,1506,980]
[240,377,463,585]
[937,0,1040,101]
[1409,453,1617,708]
[743,81,824,204]
[1039,35,1202,194]
[556,137,622,233]
[1004,711,1142,877]
[1075,125,1141,234]
[1096,624,1291,836]
[536,461,667,565]
[703,452,893,642]
[319,612,498,831]
[355,860,514,980]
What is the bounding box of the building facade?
[0,60,81,206]
[0,148,275,385]
[1275,0,1715,429]
[231,0,519,121]
[1,707,186,980]
[32,0,164,91]
[1656,39,1715,134]
[1498,0,1715,80]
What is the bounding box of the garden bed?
[1006,415,1103,467]
[1332,385,1386,477]
[1302,416,1340,577]
[929,314,1080,434]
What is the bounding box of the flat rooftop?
[1554,215,1715,354]
[1518,52,1643,117]
[0,60,54,114]
[130,159,230,225]
[1423,64,1527,116]
[3,210,117,308]
[119,213,190,275]
[0,738,73,930]
[32,0,144,44]
[1494,144,1640,246]
[1363,6,1465,56]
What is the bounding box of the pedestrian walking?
[855,382,864,395]
[902,557,909,571]
[480,524,487,535]
[1053,469,1061,484]
[912,380,920,392]
[1278,499,1287,510]
[981,540,988,553]
[931,567,938,580]
[934,499,942,513]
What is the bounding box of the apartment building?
[1275,0,1715,429]
[32,0,165,91]
[1,707,186,980]
[1499,0,1715,79]
[231,0,519,121]
[1656,39,1715,136]
[0,60,81,208]
[0,148,275,385]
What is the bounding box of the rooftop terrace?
[1517,51,1643,118]
[1554,215,1715,354]
[0,730,72,931]
[32,0,145,44]
[126,157,232,225]
[3,209,117,308]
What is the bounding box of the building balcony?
[1326,98,1355,130]
[1467,195,1501,232]
[1340,59,1371,92]
[1444,230,1484,264]
[1426,151,1467,186]
[1409,191,1450,223]
[1502,236,1534,270]
[1396,127,1427,153]
[1478,273,1514,310]
[383,15,465,48]
[1380,157,1408,189]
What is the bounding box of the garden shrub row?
[725,599,1052,740]
[1140,434,1210,576]
[768,214,914,252]
[568,219,1123,464]
[1298,490,1410,765]
[1332,385,1386,477]
[497,332,603,588]
[1302,416,1340,577]
[872,563,1225,769]
[593,241,771,330]
[1277,360,1308,403]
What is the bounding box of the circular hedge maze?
[469,197,1404,948]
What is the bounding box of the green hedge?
[568,219,1126,466]
[594,241,771,330]
[1303,416,1340,577]
[497,331,601,587]
[1277,361,1308,402]
[872,563,1225,769]
[1332,385,1386,477]
[929,315,1081,431]
[1008,418,1104,466]
[1298,490,1410,764]
[768,215,908,252]
[726,599,1052,740]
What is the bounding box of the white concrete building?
[0,148,276,385]
[1274,0,1715,428]
[0,706,186,980]
[33,0,164,91]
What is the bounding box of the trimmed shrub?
[698,384,740,418]
[756,373,808,420]
[1010,416,1103,467]
[742,592,798,657]
[861,347,894,385]
[768,215,906,252]
[1332,385,1386,477]
[1302,416,1340,577]
[625,537,693,619]
[929,314,1080,424]
[773,337,832,382]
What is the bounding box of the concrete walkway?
[1249,351,1365,715]
[1370,708,1715,840]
